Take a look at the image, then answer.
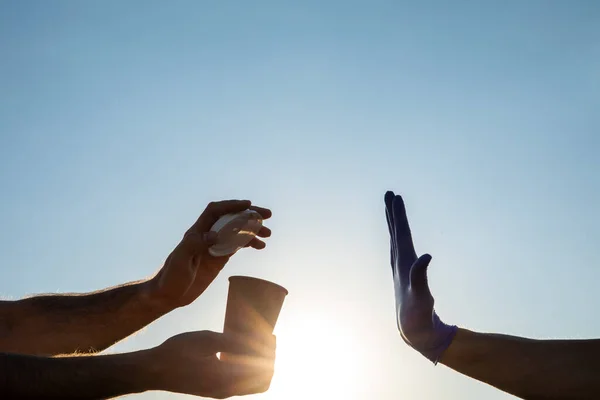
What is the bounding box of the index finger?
[249,205,272,220]
[191,199,252,233]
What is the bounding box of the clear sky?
[1,1,599,399]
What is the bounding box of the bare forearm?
[0,350,155,399]
[440,328,600,400]
[0,280,170,356]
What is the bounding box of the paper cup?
[221,276,288,361]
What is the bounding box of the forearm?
[0,350,155,399]
[440,328,600,400]
[0,280,170,356]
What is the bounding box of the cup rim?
[228,275,289,295]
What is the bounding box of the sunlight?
[265,309,367,400]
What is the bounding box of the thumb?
[409,254,432,292]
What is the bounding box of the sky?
[1,0,599,399]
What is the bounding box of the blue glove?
[385,191,457,364]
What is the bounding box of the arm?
[0,280,167,356]
[0,350,151,399]
[440,328,600,400]
[384,191,599,400]
[0,200,272,356]
[0,331,276,399]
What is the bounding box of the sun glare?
[265,309,367,400]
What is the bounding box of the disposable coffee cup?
[221,276,288,362]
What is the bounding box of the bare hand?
[149,331,276,398]
[150,200,272,309]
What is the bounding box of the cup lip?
[228,275,289,295]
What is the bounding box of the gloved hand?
[385,191,457,364]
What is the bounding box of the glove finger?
[409,254,432,294]
[392,195,417,272]
[384,191,396,240]
[385,191,397,266]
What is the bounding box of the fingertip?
[248,238,266,249]
[385,191,395,204]
[257,226,271,238]
[415,254,432,269]
[250,205,272,219]
[392,193,404,206]
[392,195,409,219]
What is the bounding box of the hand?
[384,191,457,364]
[148,331,276,398]
[150,200,272,309]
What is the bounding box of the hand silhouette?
[385,191,457,364]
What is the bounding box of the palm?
[396,272,436,348]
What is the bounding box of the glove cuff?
[421,324,458,365]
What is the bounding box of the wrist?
[129,348,164,392]
[401,313,458,365]
[137,345,178,393]
[139,278,178,315]
[420,323,458,365]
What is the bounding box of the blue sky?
[1,1,599,399]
